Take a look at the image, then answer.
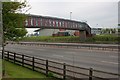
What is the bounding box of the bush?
[85,34,119,43]
[20,35,119,44]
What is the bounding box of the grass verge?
[4,61,46,78]
[20,35,119,44]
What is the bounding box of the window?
[44,19,47,26]
[33,18,36,26]
[30,18,33,26]
[73,22,75,28]
[53,20,55,27]
[75,23,77,28]
[36,18,38,26]
[25,19,28,26]
[51,20,53,27]
[77,23,79,28]
[59,21,61,27]
[45,19,48,26]
[37,18,41,26]
[62,21,64,27]
[67,22,69,28]
[49,19,51,26]
[56,21,58,27]
[41,18,43,26]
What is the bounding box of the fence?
[3,51,120,80]
[9,42,118,51]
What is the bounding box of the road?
[4,44,118,74]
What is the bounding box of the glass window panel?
[25,19,28,26]
[56,21,58,27]
[36,18,38,26]
[31,18,33,26]
[41,18,43,26]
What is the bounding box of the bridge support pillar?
[79,31,86,41]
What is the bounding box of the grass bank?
[21,36,80,43]
[20,34,119,44]
[4,61,46,78]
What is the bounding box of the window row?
[25,17,83,28]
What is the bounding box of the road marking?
[109,56,118,58]
[64,52,76,54]
[52,54,63,58]
[101,61,118,65]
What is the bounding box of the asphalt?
[4,44,118,75]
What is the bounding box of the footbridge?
[24,14,91,40]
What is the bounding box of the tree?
[2,1,29,41]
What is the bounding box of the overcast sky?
[25,0,119,34]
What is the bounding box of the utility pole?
[0,1,5,77]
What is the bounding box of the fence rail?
[2,51,120,80]
[9,42,118,51]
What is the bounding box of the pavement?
[4,44,118,75]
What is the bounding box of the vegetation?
[0,59,2,79]
[4,61,46,78]
[21,36,80,43]
[2,1,29,41]
[85,34,119,44]
[20,34,119,44]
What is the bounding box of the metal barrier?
[2,51,120,80]
[10,42,118,51]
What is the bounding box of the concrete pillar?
[79,30,86,41]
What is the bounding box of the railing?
[9,42,118,51]
[2,51,120,80]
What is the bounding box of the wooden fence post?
[63,63,66,80]
[14,53,16,63]
[46,60,48,76]
[22,55,24,66]
[89,68,93,80]
[7,51,9,61]
[2,50,4,59]
[32,57,34,71]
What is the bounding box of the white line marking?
[52,54,63,58]
[65,52,76,54]
[101,61,118,64]
[109,56,118,58]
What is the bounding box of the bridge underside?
[26,27,90,41]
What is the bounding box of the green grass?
[4,61,46,78]
[21,36,80,43]
[0,59,2,79]
[19,34,119,44]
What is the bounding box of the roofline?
[26,14,87,24]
